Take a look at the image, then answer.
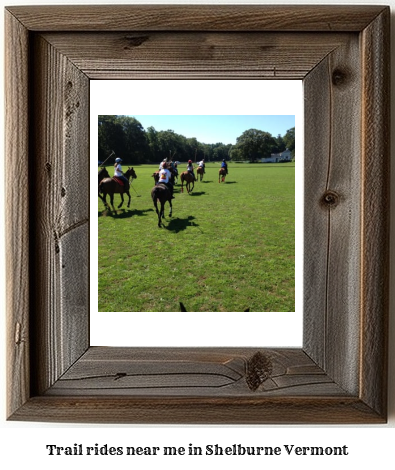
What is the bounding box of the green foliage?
[98,162,295,312]
[98,115,295,164]
[98,115,150,164]
[283,127,295,156]
[233,129,277,162]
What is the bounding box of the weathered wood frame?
[5,5,390,424]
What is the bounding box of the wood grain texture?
[46,347,344,397]
[42,32,351,80]
[5,5,386,32]
[5,5,389,424]
[5,10,31,418]
[304,35,362,395]
[360,9,390,418]
[29,34,90,395]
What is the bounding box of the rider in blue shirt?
[221,159,228,174]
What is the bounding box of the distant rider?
[221,159,228,174]
[157,161,175,199]
[198,159,205,173]
[187,160,196,180]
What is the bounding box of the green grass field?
[98,162,295,312]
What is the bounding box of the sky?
[129,115,295,145]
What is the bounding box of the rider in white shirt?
[114,158,129,187]
[157,162,175,198]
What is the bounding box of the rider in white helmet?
[114,157,129,187]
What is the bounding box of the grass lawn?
[98,162,295,312]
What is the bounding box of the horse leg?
[154,198,161,227]
[118,192,124,208]
[110,193,116,212]
[126,191,131,208]
[99,192,107,209]
[103,193,111,210]
[168,199,173,218]
[159,201,166,227]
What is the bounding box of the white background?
[90,79,304,347]
[1,0,394,469]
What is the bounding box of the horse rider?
[198,159,205,173]
[159,158,167,170]
[157,161,175,199]
[221,159,228,174]
[187,159,196,180]
[114,158,130,188]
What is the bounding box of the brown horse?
[219,167,227,183]
[151,183,173,227]
[197,166,204,181]
[180,171,195,193]
[99,167,137,211]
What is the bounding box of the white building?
[261,148,292,163]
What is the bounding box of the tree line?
[98,115,295,165]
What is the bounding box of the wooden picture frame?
[5,5,390,424]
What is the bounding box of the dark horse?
[99,167,137,211]
[219,167,227,183]
[180,171,195,193]
[197,166,204,181]
[151,183,173,227]
[98,167,110,185]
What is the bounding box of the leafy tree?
[117,116,150,164]
[272,134,286,154]
[283,127,295,156]
[98,115,149,164]
[233,129,276,162]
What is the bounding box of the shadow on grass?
[189,191,206,197]
[164,216,199,233]
[98,208,154,218]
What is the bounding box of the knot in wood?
[321,190,340,208]
[332,68,348,87]
[246,351,273,391]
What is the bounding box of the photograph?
[97,113,296,313]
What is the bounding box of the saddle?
[113,177,129,190]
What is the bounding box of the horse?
[197,166,204,181]
[151,183,173,227]
[98,167,137,211]
[219,167,227,183]
[180,171,195,193]
[98,167,110,185]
